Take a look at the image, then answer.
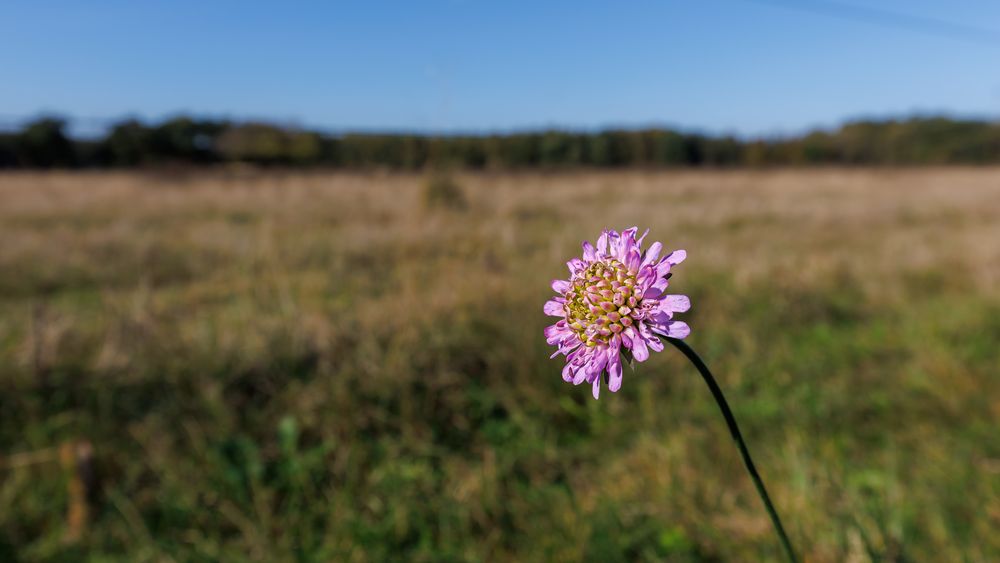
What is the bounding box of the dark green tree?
[15,118,76,168]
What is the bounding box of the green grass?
[0,169,998,561]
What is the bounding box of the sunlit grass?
[0,168,998,561]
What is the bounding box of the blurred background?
[1,1,999,561]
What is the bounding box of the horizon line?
[2,109,999,141]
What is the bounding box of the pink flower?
[544,227,690,399]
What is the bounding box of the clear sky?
[2,0,999,136]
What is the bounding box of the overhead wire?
[737,0,1000,46]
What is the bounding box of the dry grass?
[0,168,998,561]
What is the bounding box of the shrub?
[421,173,467,211]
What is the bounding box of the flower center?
[564,259,641,346]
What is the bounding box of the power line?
[738,0,1000,46]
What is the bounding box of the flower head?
[544,227,690,399]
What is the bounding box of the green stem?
[665,337,799,563]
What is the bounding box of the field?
[1,168,998,561]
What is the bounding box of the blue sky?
[2,0,998,136]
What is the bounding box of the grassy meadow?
[0,168,998,561]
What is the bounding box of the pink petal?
[641,242,662,267]
[620,326,635,348]
[551,279,572,293]
[643,279,668,299]
[596,231,609,256]
[652,321,690,339]
[607,351,623,392]
[562,362,576,382]
[660,295,691,313]
[620,227,638,258]
[589,349,609,375]
[655,260,672,278]
[544,323,570,344]
[558,340,582,355]
[625,248,641,271]
[648,310,671,324]
[668,321,690,338]
[666,249,686,265]
[632,335,649,362]
[544,300,565,317]
[643,326,664,352]
[637,265,657,287]
[636,321,665,351]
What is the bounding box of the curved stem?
[665,337,799,563]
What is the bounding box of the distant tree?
[0,134,17,168]
[699,136,742,166]
[289,132,322,165]
[216,123,285,163]
[539,131,582,166]
[150,117,224,163]
[4,113,1000,169]
[215,123,321,165]
[15,118,75,168]
[102,120,153,166]
[399,136,429,169]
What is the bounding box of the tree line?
[2,115,999,169]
